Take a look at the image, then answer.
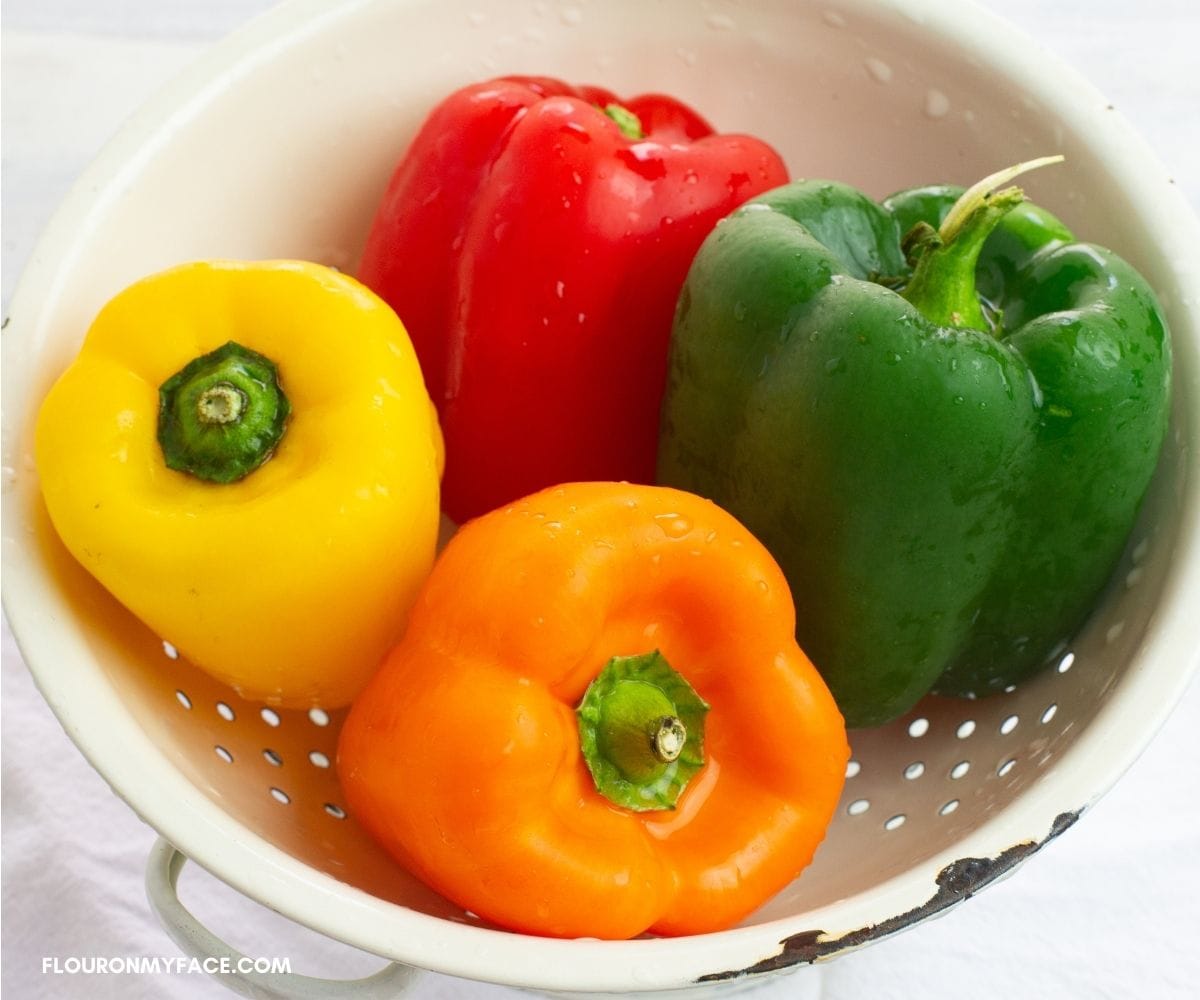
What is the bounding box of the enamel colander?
[3,0,1199,996]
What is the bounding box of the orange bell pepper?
[339,482,848,939]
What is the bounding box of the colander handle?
[145,838,421,999]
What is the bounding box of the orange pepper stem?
[651,714,687,763]
[576,650,709,812]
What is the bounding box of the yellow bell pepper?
[35,259,443,708]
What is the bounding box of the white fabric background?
[3,2,1199,998]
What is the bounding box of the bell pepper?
[338,482,848,939]
[357,75,789,524]
[35,260,443,708]
[657,159,1172,728]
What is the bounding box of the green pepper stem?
[901,155,1064,330]
[601,102,645,141]
[157,341,290,484]
[576,650,709,812]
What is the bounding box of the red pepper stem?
[601,102,644,141]
[901,155,1064,331]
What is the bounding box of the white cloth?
[3,2,1198,998]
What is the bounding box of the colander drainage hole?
[261,707,281,727]
[162,640,179,660]
[216,702,235,722]
[309,751,331,769]
[214,746,233,764]
[1057,652,1075,674]
[309,708,330,727]
[263,749,283,767]
[907,717,929,738]
[939,799,959,816]
[324,803,346,819]
[884,814,906,831]
[950,760,970,780]
[999,714,1019,735]
[847,798,870,816]
[997,758,1017,777]
[903,762,924,780]
[175,690,192,710]
[955,719,975,739]
[269,787,291,805]
[1040,703,1058,724]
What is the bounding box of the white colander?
[3,0,1199,997]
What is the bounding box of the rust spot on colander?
[698,810,1081,983]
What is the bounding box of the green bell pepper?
[657,160,1172,728]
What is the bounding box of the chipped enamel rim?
[3,0,1199,992]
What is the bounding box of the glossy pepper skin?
[338,482,848,939]
[357,76,789,524]
[657,174,1172,728]
[36,260,443,708]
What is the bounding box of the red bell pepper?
[358,76,788,523]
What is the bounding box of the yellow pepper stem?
[196,383,246,425]
[157,340,290,484]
